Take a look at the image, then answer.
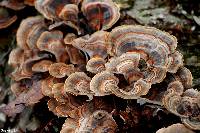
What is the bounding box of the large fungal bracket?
[108,25,173,83]
[37,30,69,62]
[163,80,200,130]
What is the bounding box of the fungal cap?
[90,71,119,96]
[64,72,92,96]
[0,7,17,29]
[77,110,117,133]
[64,33,77,45]
[81,0,120,30]
[8,48,24,67]
[32,60,53,72]
[16,16,45,50]
[72,31,109,58]
[109,25,177,55]
[86,57,106,74]
[37,30,69,62]
[49,63,76,78]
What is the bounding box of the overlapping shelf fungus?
[0,0,199,133]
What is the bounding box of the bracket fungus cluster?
[0,0,35,29]
[1,0,200,132]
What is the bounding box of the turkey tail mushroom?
[32,60,53,72]
[162,81,184,116]
[86,57,106,74]
[16,16,46,50]
[163,81,200,130]
[81,0,120,31]
[0,7,17,29]
[173,67,193,89]
[72,31,109,73]
[64,72,93,98]
[34,0,80,32]
[37,30,69,62]
[47,83,85,117]
[34,0,80,21]
[64,33,86,65]
[105,52,142,83]
[48,63,76,78]
[108,25,176,84]
[61,109,117,133]
[90,71,118,96]
[72,31,110,59]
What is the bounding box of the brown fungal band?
[0,7,17,29]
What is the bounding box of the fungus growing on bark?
[8,47,24,67]
[41,76,62,97]
[72,31,109,59]
[47,83,86,117]
[61,99,117,133]
[64,33,77,45]
[0,0,35,10]
[173,67,193,89]
[0,81,44,117]
[34,0,80,32]
[9,49,50,81]
[64,33,86,65]
[10,82,26,96]
[103,25,184,98]
[105,52,141,83]
[3,1,198,131]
